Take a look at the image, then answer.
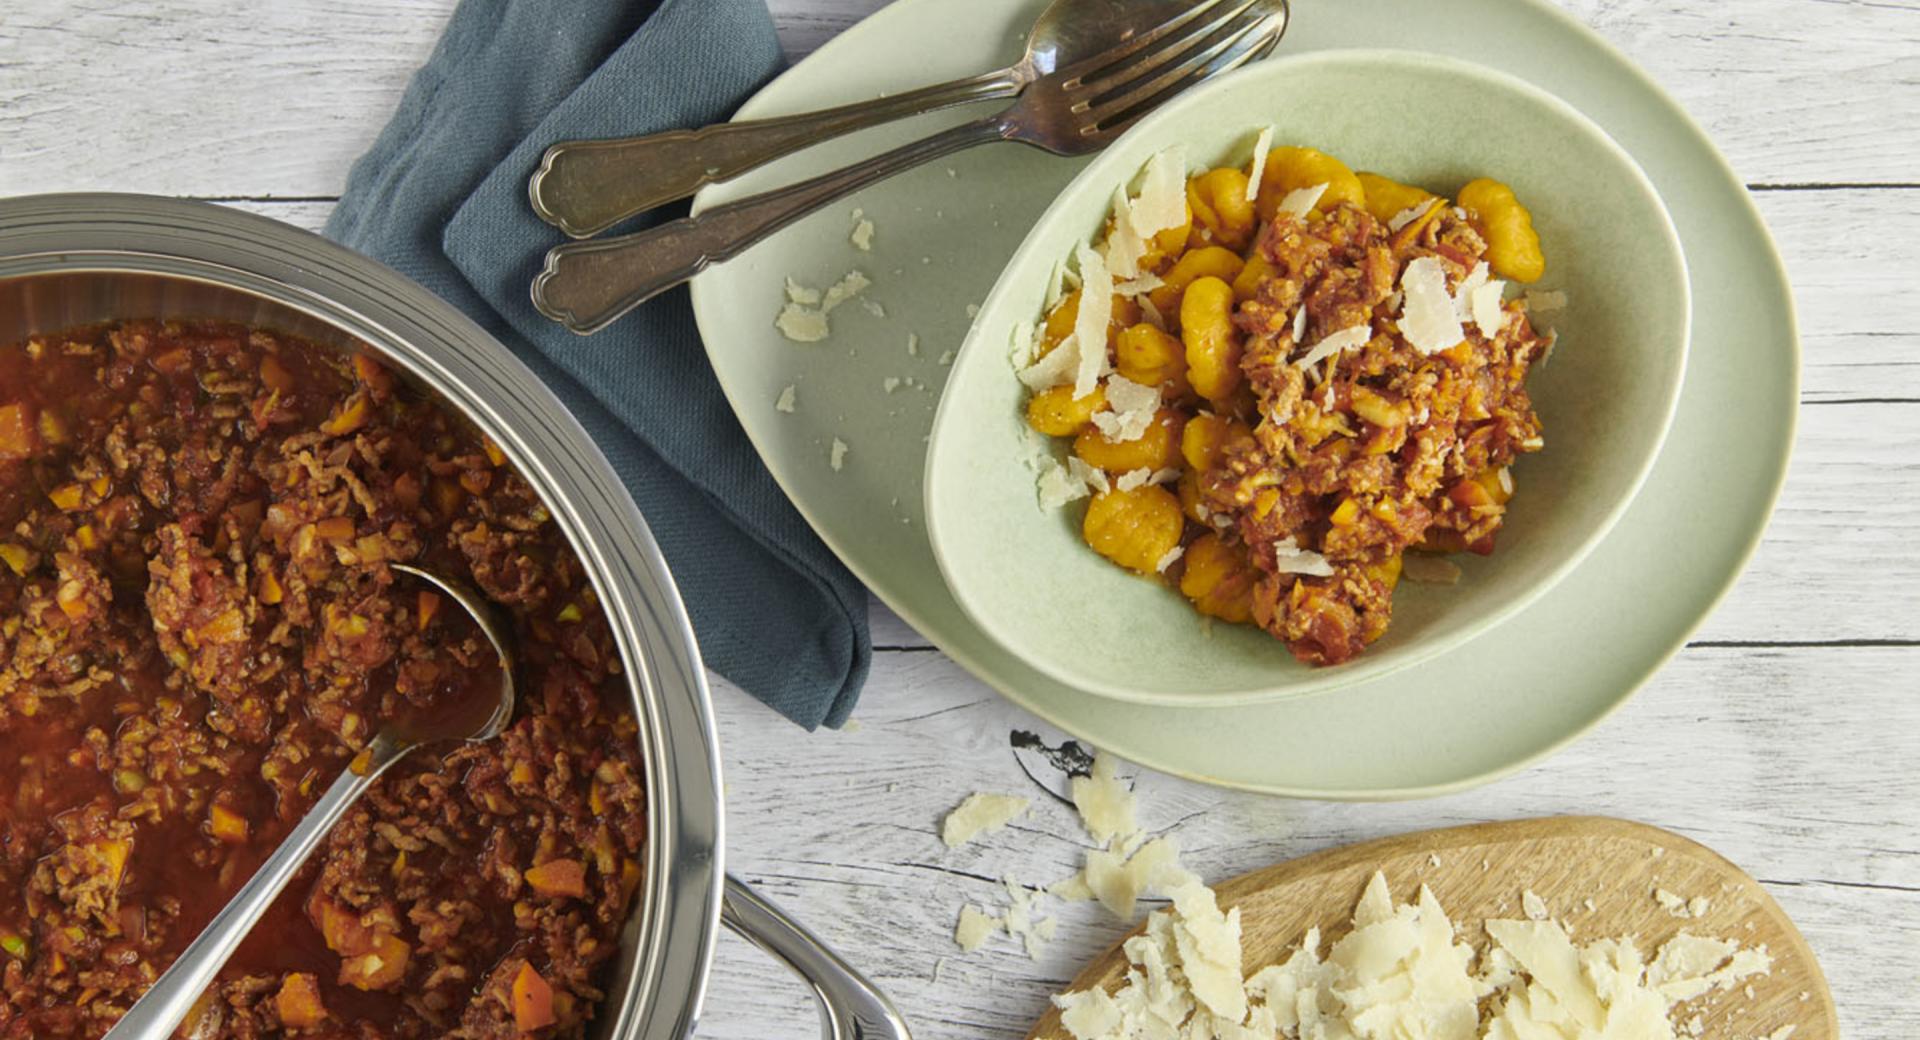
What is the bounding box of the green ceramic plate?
[687,0,1795,798]
[924,50,1688,705]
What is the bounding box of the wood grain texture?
[4,2,1917,1040]
[1024,818,1836,1040]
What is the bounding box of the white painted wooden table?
[3,1,1915,1037]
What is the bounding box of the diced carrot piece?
[458,468,491,496]
[350,352,393,394]
[48,483,85,511]
[258,569,285,605]
[209,803,250,843]
[196,608,247,644]
[320,393,369,436]
[275,972,328,1027]
[73,525,99,550]
[150,348,192,375]
[0,403,36,459]
[619,859,642,899]
[482,436,506,467]
[0,543,30,575]
[313,517,355,543]
[55,580,89,620]
[337,933,410,991]
[258,354,297,393]
[523,859,587,899]
[416,590,441,631]
[91,839,130,888]
[431,477,464,518]
[512,961,557,1031]
[310,896,373,957]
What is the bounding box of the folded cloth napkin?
[326,0,870,729]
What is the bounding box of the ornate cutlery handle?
[529,70,1021,238]
[532,118,1006,335]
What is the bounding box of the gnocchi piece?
[1040,289,1143,355]
[1026,383,1108,437]
[1231,253,1273,303]
[1073,408,1184,473]
[1115,324,1189,395]
[1177,469,1209,523]
[1457,178,1545,283]
[1147,247,1245,318]
[1180,277,1242,403]
[1082,485,1184,575]
[1186,168,1257,251]
[1255,146,1365,222]
[1178,533,1257,623]
[1179,412,1254,473]
[1354,171,1438,226]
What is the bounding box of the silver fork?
[530,0,1289,335]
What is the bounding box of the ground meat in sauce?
[1202,201,1547,665]
[0,321,645,1039]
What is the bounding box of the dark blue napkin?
[326,0,870,729]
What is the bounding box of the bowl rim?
[0,195,726,1040]
[924,47,1693,707]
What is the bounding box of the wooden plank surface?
[2,2,1916,1040]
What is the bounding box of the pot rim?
[0,193,725,1040]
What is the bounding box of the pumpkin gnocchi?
[1016,138,1555,666]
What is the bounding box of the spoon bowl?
[103,565,515,1040]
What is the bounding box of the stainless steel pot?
[0,194,909,1040]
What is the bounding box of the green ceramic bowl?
[924,49,1689,706]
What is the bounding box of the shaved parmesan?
[954,905,1000,952]
[821,270,870,312]
[1154,545,1184,573]
[1138,295,1168,331]
[1246,127,1274,203]
[1116,468,1153,492]
[785,277,821,305]
[1523,889,1551,921]
[1089,375,1160,443]
[1104,186,1148,280]
[1046,259,1069,311]
[774,385,797,413]
[1018,335,1079,391]
[1472,279,1508,339]
[1388,197,1440,232]
[829,438,848,472]
[1038,458,1092,510]
[1270,537,1334,577]
[1129,147,1190,240]
[940,792,1030,847]
[1070,456,1110,495]
[1112,272,1165,297]
[849,209,875,251]
[1071,751,1136,848]
[1454,261,1492,320]
[1294,324,1369,370]
[1399,255,1466,354]
[1278,182,1328,219]
[774,303,830,342]
[1072,245,1114,400]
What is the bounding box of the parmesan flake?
[774,385,797,413]
[1294,324,1369,370]
[1399,256,1466,354]
[1245,127,1274,203]
[1278,182,1328,219]
[940,792,1029,847]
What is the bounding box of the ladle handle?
[722,876,912,1040]
[527,68,1022,238]
[531,117,1008,334]
[101,733,413,1040]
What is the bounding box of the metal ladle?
[102,564,515,1040]
[529,0,1228,239]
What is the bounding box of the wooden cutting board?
[1027,817,1836,1040]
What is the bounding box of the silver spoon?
[531,0,1288,335]
[102,564,515,1040]
[529,0,1225,240]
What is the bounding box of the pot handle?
[721,875,913,1040]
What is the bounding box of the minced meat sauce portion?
[0,322,646,1039]
[1204,202,1548,664]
